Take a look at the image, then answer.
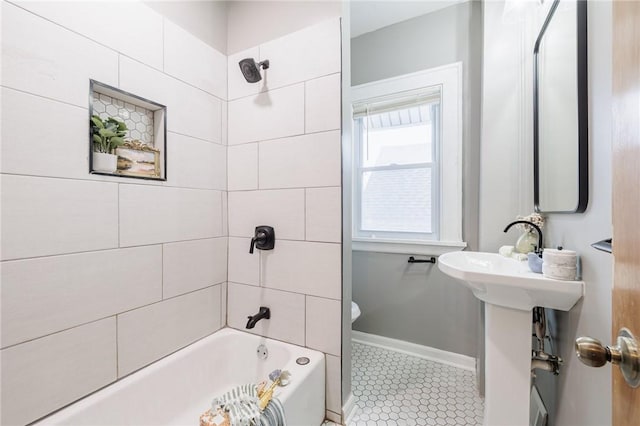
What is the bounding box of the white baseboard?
[352,330,476,372]
[342,392,358,425]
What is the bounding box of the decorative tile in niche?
[90,80,166,180]
[92,94,154,145]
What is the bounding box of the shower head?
[239,58,270,83]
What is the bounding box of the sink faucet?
[503,220,544,255]
[246,306,271,329]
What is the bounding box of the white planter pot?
[93,152,117,173]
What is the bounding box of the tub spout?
[246,306,271,329]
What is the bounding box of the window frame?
[351,63,466,255]
[353,100,440,241]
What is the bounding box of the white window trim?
[352,238,467,256]
[351,62,465,255]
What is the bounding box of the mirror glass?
[534,0,588,213]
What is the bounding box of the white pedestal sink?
[438,251,584,426]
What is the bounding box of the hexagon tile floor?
[348,342,484,426]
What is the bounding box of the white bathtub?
[37,328,326,425]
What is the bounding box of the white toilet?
[351,301,361,323]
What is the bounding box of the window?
[353,91,440,240]
[351,63,465,255]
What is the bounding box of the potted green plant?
[91,115,128,173]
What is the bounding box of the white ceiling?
[350,0,468,38]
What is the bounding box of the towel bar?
[408,256,436,264]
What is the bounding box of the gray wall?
[547,3,613,424]
[352,252,480,356]
[350,1,482,358]
[479,1,613,424]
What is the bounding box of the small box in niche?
[89,80,167,180]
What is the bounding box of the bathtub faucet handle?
[246,306,271,329]
[249,226,276,254]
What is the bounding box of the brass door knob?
[575,328,640,388]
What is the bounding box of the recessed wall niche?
[89,80,167,180]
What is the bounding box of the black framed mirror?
[533,0,588,213]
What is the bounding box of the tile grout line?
[227,236,340,245]
[0,172,226,192]
[228,184,342,193]
[1,236,228,264]
[161,244,164,300]
[257,141,261,190]
[228,128,340,148]
[5,2,227,101]
[0,85,224,145]
[303,294,308,348]
[228,281,341,303]
[0,283,225,352]
[161,18,165,72]
[228,71,341,103]
[0,85,89,110]
[117,184,121,248]
[115,315,119,378]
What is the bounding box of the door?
[612,0,640,424]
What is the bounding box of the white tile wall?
[13,0,164,70]
[225,19,343,414]
[167,132,227,190]
[1,175,119,260]
[227,282,305,345]
[326,354,342,413]
[305,73,342,133]
[1,3,119,108]
[306,296,341,356]
[227,143,258,190]
[0,318,117,426]
[1,246,162,348]
[1,2,230,423]
[259,19,341,90]
[259,131,341,189]
[221,101,229,145]
[117,285,222,377]
[261,240,341,300]
[0,88,89,178]
[222,191,229,235]
[228,189,305,240]
[228,47,262,100]
[163,20,227,99]
[228,83,304,145]
[306,187,342,243]
[221,282,228,327]
[119,57,223,144]
[119,185,223,246]
[163,238,228,299]
[2,6,342,422]
[228,237,260,286]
